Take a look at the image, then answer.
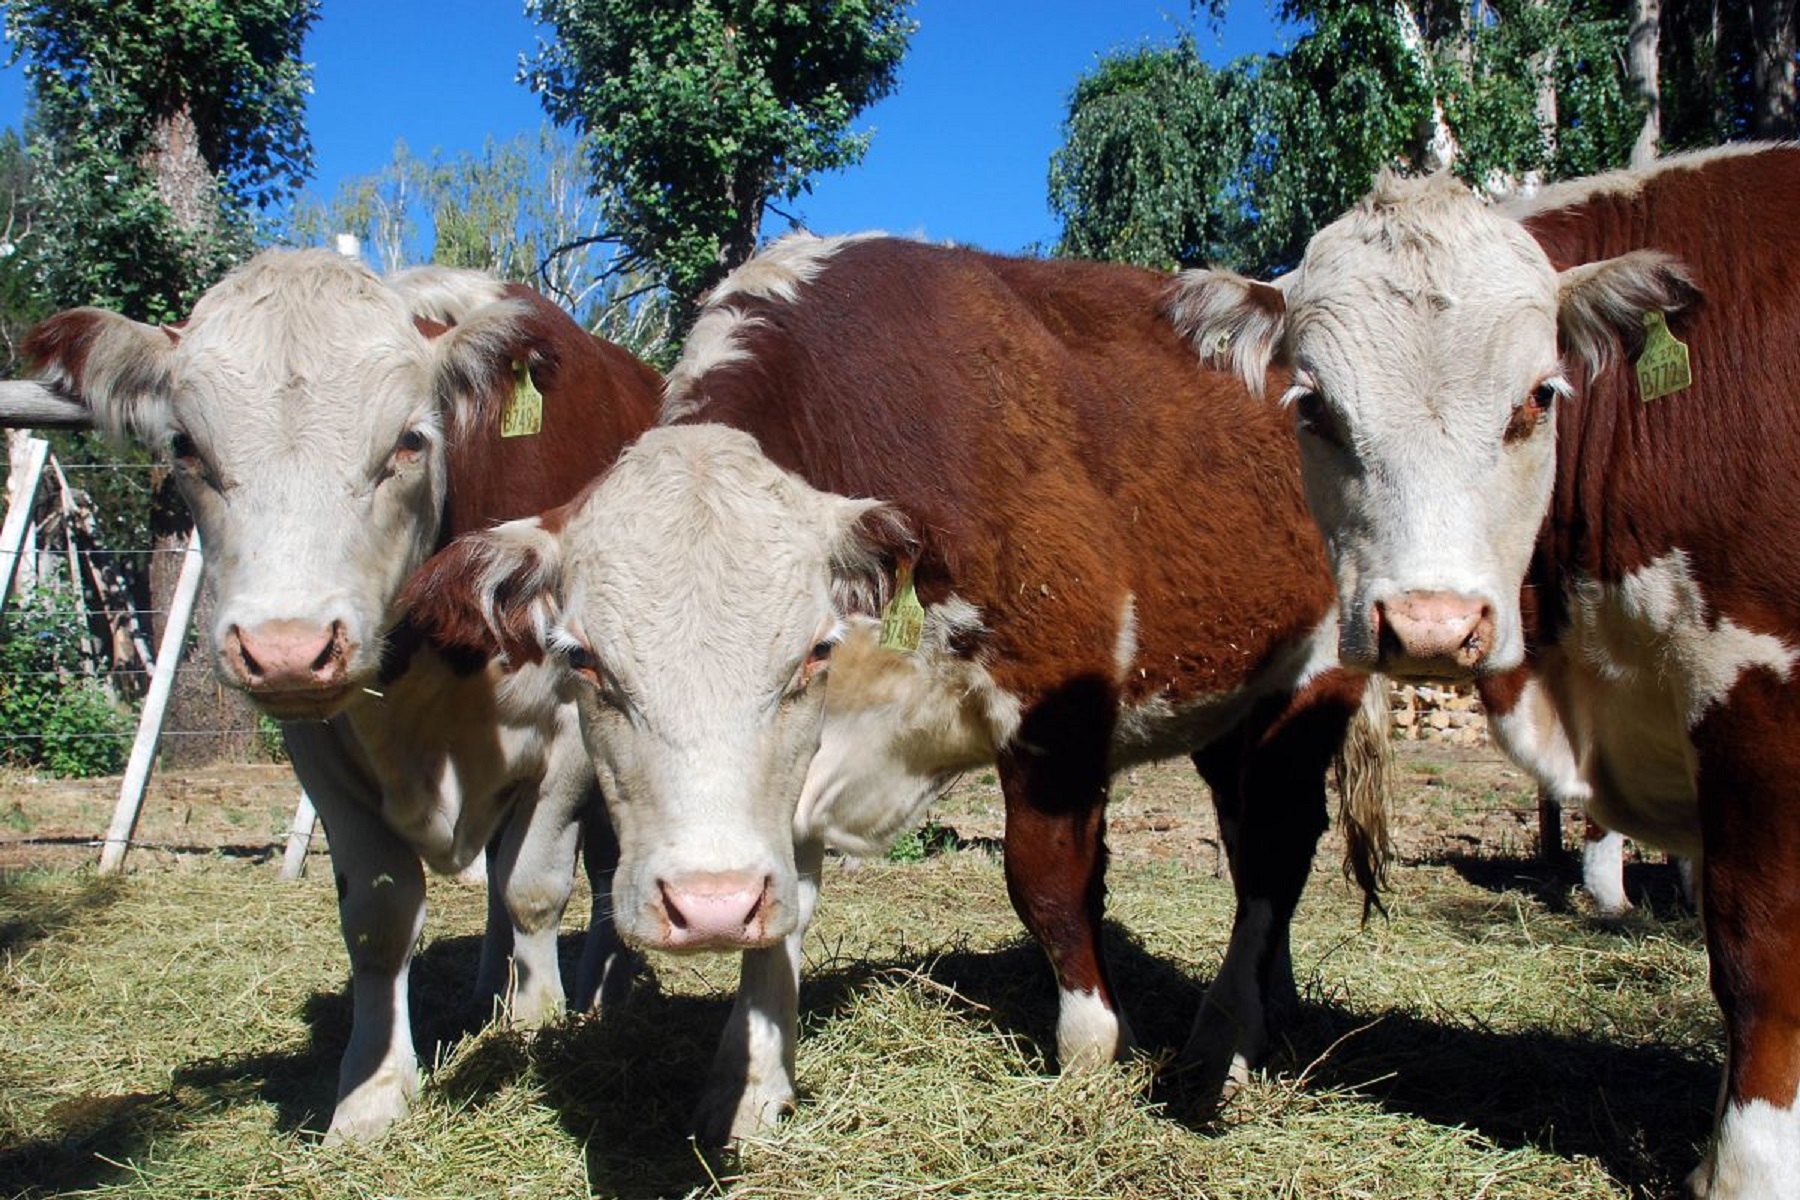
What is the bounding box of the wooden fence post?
[0,434,49,617]
[279,792,319,880]
[99,530,204,874]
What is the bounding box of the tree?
[4,0,319,321]
[286,128,675,361]
[1051,0,1638,277]
[522,0,914,321]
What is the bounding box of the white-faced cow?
[25,250,660,1141]
[402,233,1390,1143]
[1170,144,1800,1197]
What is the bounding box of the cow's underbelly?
[346,652,568,874]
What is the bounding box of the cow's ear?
[400,516,564,668]
[426,297,532,435]
[825,497,915,619]
[1164,268,1286,396]
[24,308,180,444]
[1557,250,1702,377]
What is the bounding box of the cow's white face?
[425,425,891,953]
[29,250,519,718]
[1167,173,1697,681]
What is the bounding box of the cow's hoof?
[321,1066,417,1146]
[692,1081,794,1147]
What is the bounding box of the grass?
[0,769,1718,1199]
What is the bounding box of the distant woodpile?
[1389,681,1488,747]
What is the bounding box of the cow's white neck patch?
[708,231,882,307]
[1578,549,1797,726]
[661,306,765,424]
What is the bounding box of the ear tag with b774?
[1635,311,1692,402]
[502,359,544,437]
[878,563,926,653]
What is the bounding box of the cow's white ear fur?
[1557,250,1701,377]
[474,515,565,657]
[426,297,532,434]
[27,308,180,445]
[825,496,912,618]
[1165,268,1286,396]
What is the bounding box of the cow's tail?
[1335,673,1393,920]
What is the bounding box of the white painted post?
[0,434,49,618]
[99,530,204,874]
[279,791,319,880]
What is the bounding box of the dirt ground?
[0,740,1613,878]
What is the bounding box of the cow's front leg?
[285,722,425,1144]
[574,795,642,1012]
[485,778,581,1027]
[1687,684,1800,1199]
[998,682,1131,1070]
[1179,676,1352,1104]
[694,838,824,1145]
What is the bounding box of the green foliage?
[523,0,915,313]
[286,129,679,364]
[886,815,956,864]
[0,586,131,777]
[1051,0,1638,278]
[3,0,320,320]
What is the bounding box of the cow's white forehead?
[170,250,437,451]
[560,425,840,703]
[1285,173,1561,424]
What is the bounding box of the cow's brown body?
[405,233,1388,1140]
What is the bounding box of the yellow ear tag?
[501,359,544,437]
[1635,311,1692,402]
[878,562,926,653]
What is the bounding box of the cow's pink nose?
[1374,591,1494,674]
[224,619,351,692]
[655,872,774,949]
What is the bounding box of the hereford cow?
[402,233,1390,1143]
[25,250,660,1141]
[1169,144,1799,1197]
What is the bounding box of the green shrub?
[886,816,958,865]
[0,585,133,777]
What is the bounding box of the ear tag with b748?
[502,359,544,437]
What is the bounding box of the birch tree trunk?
[1750,0,1797,138]
[1628,0,1662,167]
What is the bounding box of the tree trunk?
[142,102,216,238]
[1628,0,1663,166]
[1395,0,1459,172]
[1749,0,1798,138]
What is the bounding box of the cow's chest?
[346,653,565,873]
[1551,552,1796,857]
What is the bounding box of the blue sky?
[1,1,1288,257]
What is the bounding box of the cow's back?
[1517,145,1800,612]
[665,238,1334,713]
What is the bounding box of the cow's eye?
[793,639,836,693]
[392,428,429,466]
[563,643,599,678]
[1290,390,1344,448]
[169,431,200,465]
[1505,381,1559,444]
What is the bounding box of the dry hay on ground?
[0,744,1712,1198]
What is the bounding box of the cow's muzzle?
[1370,591,1495,679]
[645,870,781,952]
[222,618,358,718]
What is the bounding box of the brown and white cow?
[25,250,660,1141]
[1170,144,1800,1197]
[403,233,1390,1143]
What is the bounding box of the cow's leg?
[1179,673,1357,1103]
[283,720,425,1144]
[1582,822,1632,916]
[1687,684,1800,1199]
[574,794,640,1012]
[486,781,577,1027]
[694,838,825,1145]
[998,680,1131,1071]
[474,835,511,1018]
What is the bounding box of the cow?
[400,232,1392,1144]
[1167,143,1800,1197]
[24,249,661,1141]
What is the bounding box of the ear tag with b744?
[1635,311,1692,402]
[502,359,544,437]
[878,562,926,653]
